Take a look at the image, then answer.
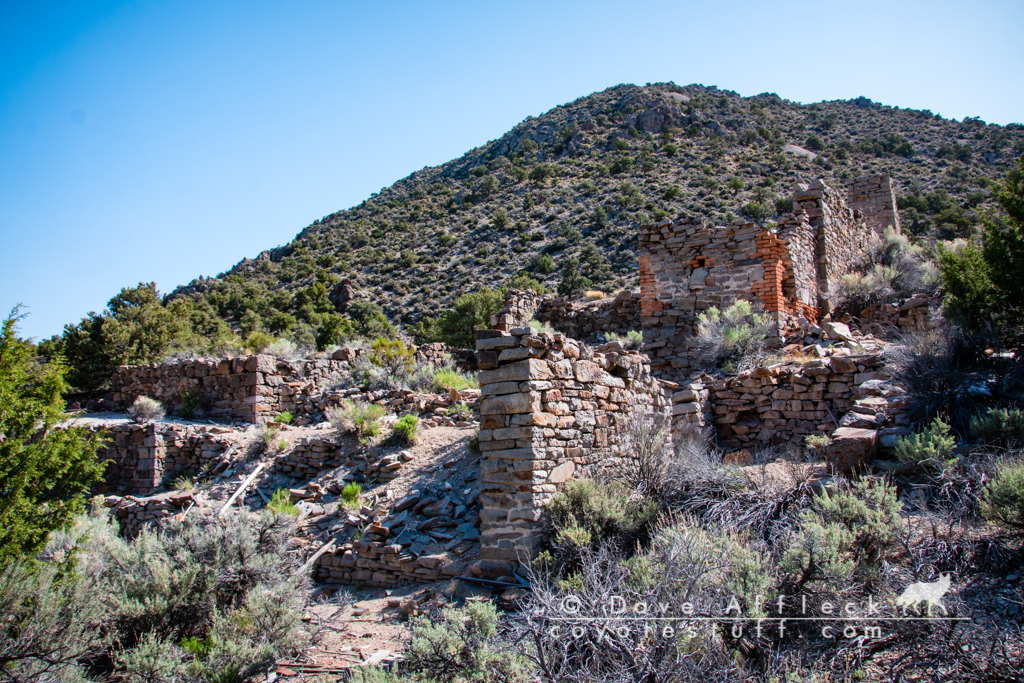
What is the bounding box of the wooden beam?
[218,462,265,517]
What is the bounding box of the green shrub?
[430,288,505,349]
[535,253,555,274]
[833,226,939,314]
[4,507,307,681]
[341,482,362,508]
[267,489,300,517]
[369,337,414,374]
[0,310,106,562]
[276,411,293,424]
[259,426,284,454]
[404,601,528,683]
[171,473,194,492]
[939,154,1024,330]
[392,414,420,445]
[431,366,479,392]
[327,400,386,440]
[981,457,1024,529]
[245,331,275,353]
[604,329,643,350]
[449,402,472,421]
[970,407,1024,446]
[545,478,658,569]
[128,396,165,423]
[896,417,957,471]
[691,299,772,372]
[527,319,556,335]
[783,478,902,583]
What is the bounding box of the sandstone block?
[548,461,575,483]
[480,392,538,415]
[828,427,877,472]
[479,359,553,384]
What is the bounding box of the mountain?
[169,82,1024,342]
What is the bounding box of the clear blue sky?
[2,0,1022,341]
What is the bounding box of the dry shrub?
[885,327,1024,435]
[127,396,165,423]
[832,226,939,315]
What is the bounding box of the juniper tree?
[0,308,106,563]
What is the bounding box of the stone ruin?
[639,175,899,382]
[88,173,932,578]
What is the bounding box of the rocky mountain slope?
[169,82,1024,335]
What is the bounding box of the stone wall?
[639,217,797,379]
[474,328,670,563]
[534,290,641,342]
[491,289,543,331]
[846,175,901,233]
[91,422,242,496]
[793,179,878,315]
[315,546,463,589]
[108,491,196,539]
[669,353,889,451]
[107,355,351,424]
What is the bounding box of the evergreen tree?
[940,154,1024,331]
[0,308,106,563]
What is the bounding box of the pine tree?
[0,308,106,563]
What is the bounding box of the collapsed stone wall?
[94,384,481,496]
[107,491,196,539]
[414,342,478,372]
[534,290,641,342]
[491,289,544,331]
[493,289,641,344]
[474,328,670,563]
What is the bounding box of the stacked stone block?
[475,328,670,563]
[315,547,462,588]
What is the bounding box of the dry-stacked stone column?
[475,328,669,564]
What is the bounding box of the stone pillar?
[476,328,669,565]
